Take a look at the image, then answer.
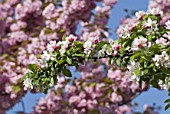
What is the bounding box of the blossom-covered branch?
[24,8,170,95]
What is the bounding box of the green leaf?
[165,103,170,110]
[143,55,151,61]
[58,58,65,65]
[147,63,154,68]
[116,58,121,66]
[147,35,152,42]
[95,41,107,51]
[62,68,72,77]
[66,57,72,65]
[160,67,170,75]
[73,63,79,69]
[134,69,140,76]
[13,86,21,93]
[74,54,84,57]
[122,39,131,48]
[74,41,83,46]
[28,64,37,72]
[108,57,112,65]
[165,99,170,103]
[2,54,8,58]
[34,79,40,85]
[90,83,96,88]
[62,34,66,41]
[130,52,141,61]
[66,50,70,55]
[89,109,100,114]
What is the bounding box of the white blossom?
[98,49,105,58]
[47,40,57,52]
[155,38,169,46]
[59,41,69,55]
[83,35,98,55]
[23,77,33,90]
[84,48,91,55]
[119,25,131,38]
[127,61,141,81]
[66,34,77,42]
[158,78,170,90]
[148,8,163,17]
[145,18,157,28]
[153,51,169,67]
[88,36,99,43]
[131,37,148,50]
[162,51,169,61]
[135,11,145,19]
[39,59,48,68]
[83,41,92,49]
[165,20,170,30]
[41,51,52,61]
[98,44,110,58]
[152,54,161,66]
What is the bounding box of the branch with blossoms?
[23,8,170,109]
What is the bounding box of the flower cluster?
[0,0,119,112]
[33,65,148,114]
[25,8,170,94]
[152,51,170,67]
[1,0,170,113]
[83,35,99,55]
[115,9,170,89]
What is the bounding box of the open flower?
[127,61,141,81]
[165,20,170,30]
[66,34,77,43]
[131,37,148,50]
[40,51,54,61]
[135,11,145,20]
[155,37,169,46]
[153,51,169,67]
[59,41,69,55]
[148,8,163,17]
[145,18,157,28]
[47,40,58,52]
[23,77,33,90]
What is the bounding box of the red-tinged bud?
[31,87,38,94]
[142,25,147,29]
[112,51,118,56]
[93,40,98,44]
[138,44,142,48]
[53,45,58,50]
[71,43,75,47]
[146,42,149,46]
[129,25,136,31]
[69,38,74,42]
[37,63,41,68]
[114,45,121,50]
[138,16,143,21]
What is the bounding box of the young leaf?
[160,67,170,75]
[28,64,37,72]
[62,34,66,41]
[116,58,121,66]
[134,69,140,76]
[62,68,72,77]
[95,41,107,50]
[13,86,21,93]
[165,103,170,110]
[165,99,170,103]
[66,57,72,65]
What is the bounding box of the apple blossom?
[23,77,33,90]
[165,20,170,30]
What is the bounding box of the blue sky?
[7,0,170,114]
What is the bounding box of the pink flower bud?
[53,45,58,51]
